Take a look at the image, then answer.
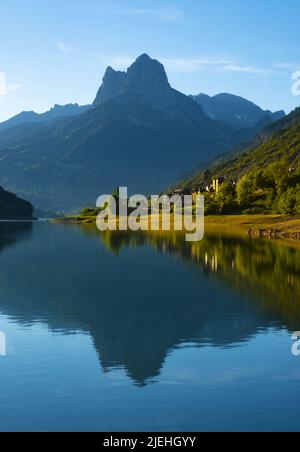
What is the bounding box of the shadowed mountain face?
[0,186,34,219]
[0,223,298,385]
[192,93,285,129]
[0,55,258,211]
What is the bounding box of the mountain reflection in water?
[0,222,299,386]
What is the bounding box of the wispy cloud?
[276,63,296,70]
[94,55,278,78]
[135,56,271,76]
[56,41,76,53]
[53,41,284,80]
[117,6,184,22]
[161,57,232,73]
[275,62,300,73]
[83,2,184,22]
[222,64,270,75]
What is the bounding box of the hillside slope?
[174,107,300,215]
[178,107,300,190]
[0,186,34,219]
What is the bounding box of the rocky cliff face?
[93,67,127,105]
[93,54,174,109]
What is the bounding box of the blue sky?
[0,0,299,121]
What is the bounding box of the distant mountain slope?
[0,119,65,150]
[215,107,300,180]
[0,54,251,210]
[0,103,90,132]
[0,186,34,219]
[176,107,300,191]
[191,93,285,129]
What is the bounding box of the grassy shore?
[54,213,300,242]
[205,214,300,236]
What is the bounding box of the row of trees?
[205,159,300,215]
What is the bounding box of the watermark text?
[292,71,300,96]
[96,187,204,242]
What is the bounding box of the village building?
[212,177,226,193]
[204,177,226,193]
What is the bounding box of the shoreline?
[0,217,37,222]
[54,213,300,242]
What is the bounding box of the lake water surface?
[0,221,300,432]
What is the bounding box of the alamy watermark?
[0,331,6,356]
[291,332,300,356]
[96,187,204,242]
[291,71,300,96]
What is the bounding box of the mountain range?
[0,103,90,133]
[191,93,285,129]
[0,54,286,210]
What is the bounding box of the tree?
[215,182,237,213]
[236,175,254,207]
[277,188,297,215]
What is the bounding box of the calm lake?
[0,221,300,432]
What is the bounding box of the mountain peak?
[126,54,170,101]
[104,66,115,75]
[134,53,152,63]
[93,54,171,107]
[51,103,79,110]
[94,66,127,105]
